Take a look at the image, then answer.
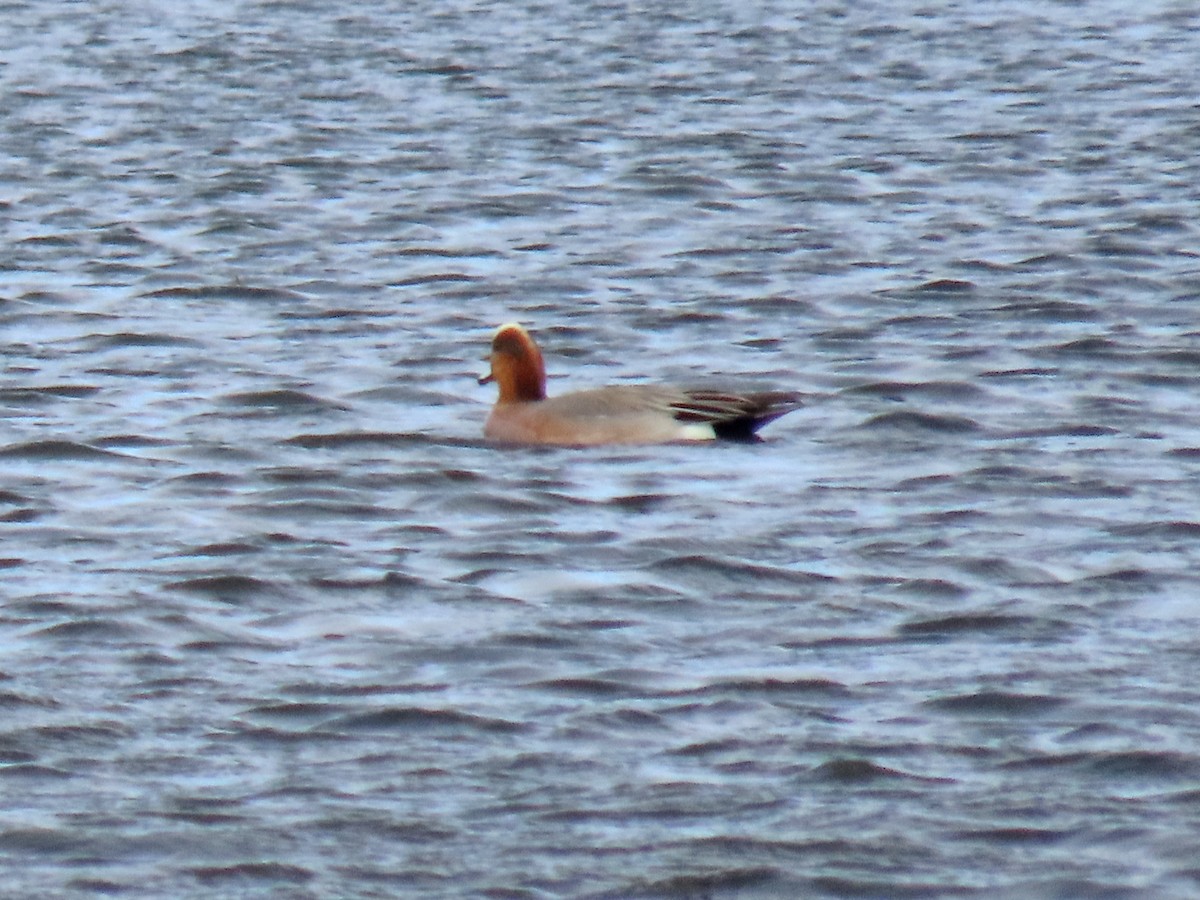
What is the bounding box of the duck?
[478,323,801,446]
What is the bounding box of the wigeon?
[478,323,802,446]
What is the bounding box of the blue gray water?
[3,1,1200,897]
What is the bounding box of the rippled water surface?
[4,1,1200,897]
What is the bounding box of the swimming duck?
[479,323,801,445]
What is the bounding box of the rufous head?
[478,323,547,403]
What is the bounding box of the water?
[3,1,1200,897]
